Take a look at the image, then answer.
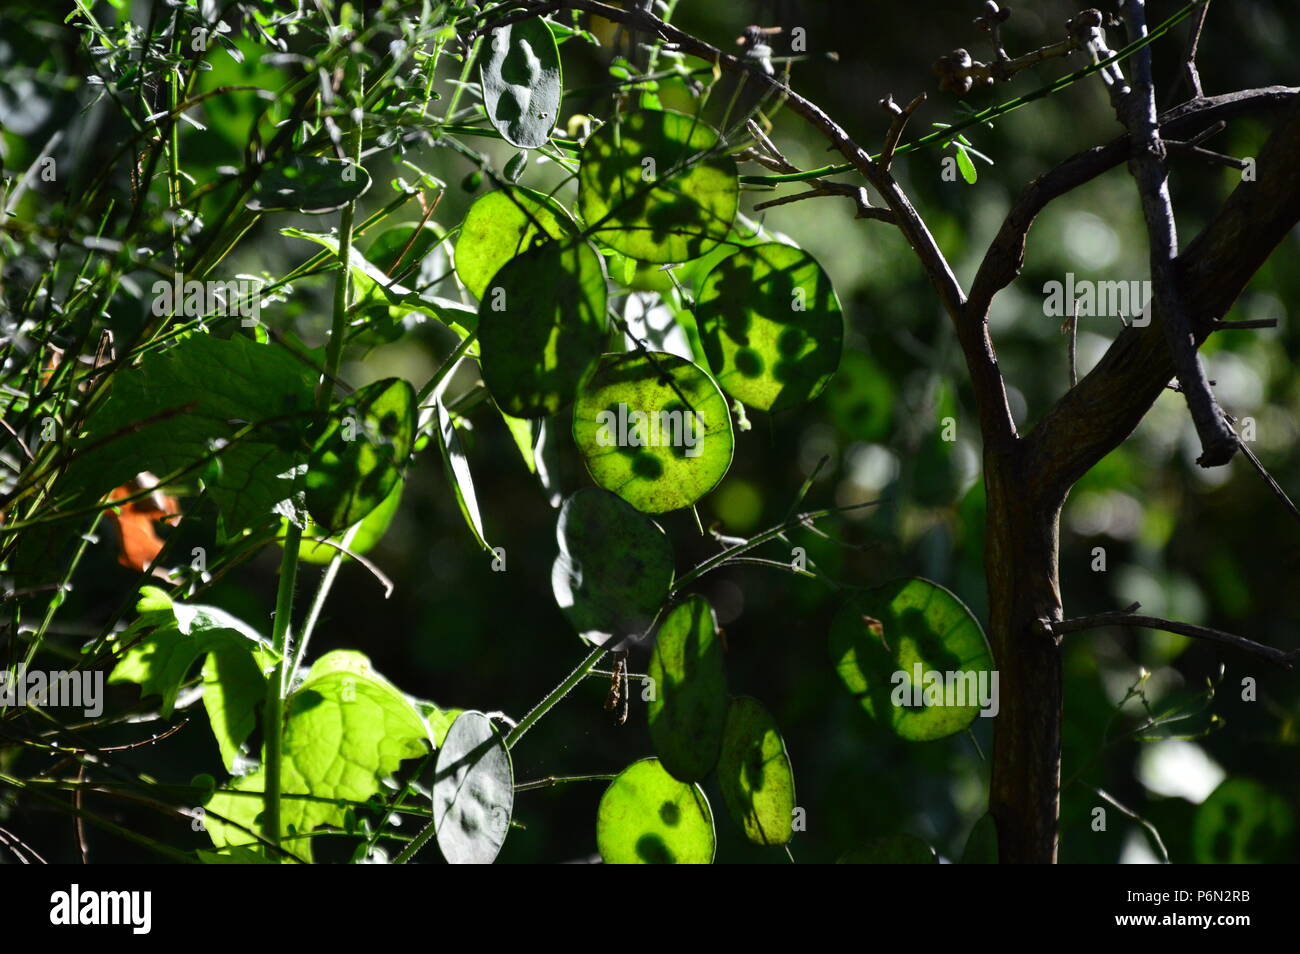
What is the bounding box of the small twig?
[1165,139,1250,170]
[753,184,894,222]
[880,92,927,171]
[1233,427,1300,528]
[1040,611,1296,669]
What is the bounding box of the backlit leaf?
[596,758,715,864]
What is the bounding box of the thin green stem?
[393,643,607,863]
[504,644,606,749]
[260,521,302,848]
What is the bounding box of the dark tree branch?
[1039,611,1297,669]
[1114,0,1237,467]
[879,92,926,170]
[1025,97,1300,502]
[968,87,1297,318]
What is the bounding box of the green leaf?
[1193,779,1295,863]
[717,696,796,846]
[247,156,371,213]
[432,710,514,864]
[206,651,429,855]
[305,377,415,533]
[596,758,715,864]
[297,480,402,565]
[500,412,538,474]
[434,397,491,551]
[416,701,465,749]
[200,644,270,773]
[696,242,844,411]
[647,596,726,781]
[578,109,739,264]
[551,488,674,647]
[479,17,562,149]
[837,834,937,864]
[365,221,443,278]
[953,143,978,184]
[454,187,573,301]
[478,238,608,418]
[828,578,995,741]
[959,813,998,863]
[61,333,314,535]
[109,588,275,772]
[572,351,734,513]
[284,228,410,304]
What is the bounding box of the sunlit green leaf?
[647,596,726,781]
[434,397,491,551]
[297,480,403,565]
[717,696,796,846]
[696,242,843,411]
[572,351,733,513]
[478,238,607,418]
[828,578,994,741]
[579,109,738,264]
[205,651,429,858]
[596,758,715,864]
[305,377,415,532]
[454,187,573,301]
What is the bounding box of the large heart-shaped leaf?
[717,696,796,846]
[647,596,726,781]
[248,156,371,213]
[305,377,415,533]
[578,109,738,264]
[59,333,314,536]
[433,710,514,865]
[205,651,429,860]
[696,242,844,411]
[551,488,674,648]
[828,578,994,741]
[478,238,607,418]
[573,351,733,513]
[479,17,562,149]
[596,758,715,864]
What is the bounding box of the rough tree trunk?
[985,443,1067,863]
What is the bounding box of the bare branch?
[1109,0,1236,466]
[1024,98,1300,500]
[753,184,894,222]
[968,86,1296,320]
[1039,611,1296,669]
[879,92,926,171]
